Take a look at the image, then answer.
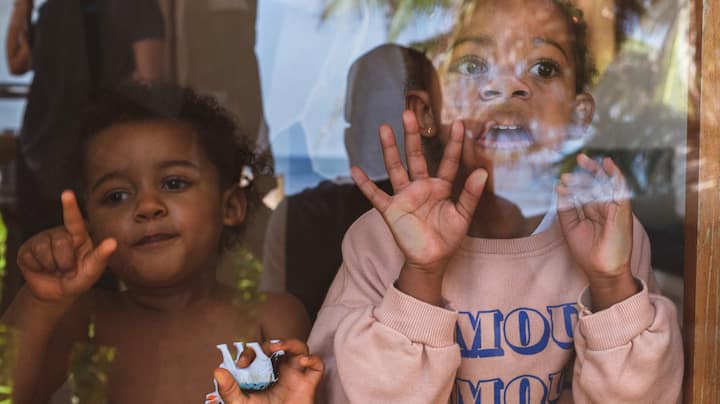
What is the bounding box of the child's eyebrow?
[90,171,125,193]
[157,160,201,171]
[532,37,569,62]
[451,35,569,63]
[451,35,493,50]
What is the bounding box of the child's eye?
[102,191,129,205]
[162,178,191,191]
[529,60,561,78]
[450,55,489,76]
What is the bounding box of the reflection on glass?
[302,1,687,403]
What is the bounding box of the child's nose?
[479,74,531,102]
[134,193,168,221]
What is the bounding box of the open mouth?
[473,122,533,150]
[133,233,179,247]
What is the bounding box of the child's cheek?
[440,76,482,124]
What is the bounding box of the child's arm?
[350,110,487,306]
[557,154,683,403]
[1,191,117,403]
[260,293,311,342]
[5,0,32,75]
[308,111,488,403]
[214,339,323,404]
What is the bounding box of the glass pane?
[0,0,691,402]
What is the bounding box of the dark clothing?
[94,0,164,91]
[283,179,393,320]
[17,0,164,238]
[20,0,92,207]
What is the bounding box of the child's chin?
[476,145,564,166]
[119,268,193,288]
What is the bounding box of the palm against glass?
[351,110,488,275]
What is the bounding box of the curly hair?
[68,82,271,249]
[550,0,598,93]
[425,0,597,93]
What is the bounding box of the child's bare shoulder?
[260,292,311,341]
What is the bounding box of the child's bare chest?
[87,300,263,403]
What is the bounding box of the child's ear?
[222,185,246,226]
[572,93,595,128]
[406,90,437,138]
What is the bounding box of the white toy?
[204,341,284,403]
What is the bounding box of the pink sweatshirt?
[308,209,683,403]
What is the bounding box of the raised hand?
[557,154,638,310]
[17,190,117,302]
[214,339,323,404]
[351,111,487,304]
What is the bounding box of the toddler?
[308,0,683,403]
[2,84,322,403]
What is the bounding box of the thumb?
[556,183,581,234]
[300,355,324,387]
[214,368,247,404]
[70,238,116,288]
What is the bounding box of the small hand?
[557,154,638,310]
[351,111,488,277]
[17,190,117,303]
[214,339,323,404]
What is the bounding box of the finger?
[561,172,611,205]
[72,238,116,285]
[299,355,325,387]
[235,344,257,369]
[559,172,594,188]
[214,368,246,404]
[556,183,582,229]
[299,354,324,373]
[61,191,90,248]
[30,234,56,272]
[50,231,76,273]
[18,250,43,274]
[455,169,488,222]
[351,166,391,213]
[402,110,429,181]
[378,124,410,191]
[259,339,286,359]
[436,120,463,183]
[264,338,309,357]
[576,153,608,180]
[602,158,631,202]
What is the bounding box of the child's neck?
[467,193,544,239]
[459,163,558,239]
[122,270,218,312]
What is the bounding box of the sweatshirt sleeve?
[571,218,684,403]
[308,210,461,404]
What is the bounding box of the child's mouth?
[134,233,179,247]
[472,121,533,150]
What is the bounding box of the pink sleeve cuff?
[577,279,655,351]
[374,284,458,347]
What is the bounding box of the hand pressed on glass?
[557,153,639,311]
[350,110,488,305]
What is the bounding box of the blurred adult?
[6,0,167,240]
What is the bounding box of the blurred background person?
[5,0,166,241]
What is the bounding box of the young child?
[308,0,683,402]
[1,84,322,403]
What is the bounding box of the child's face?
[429,0,594,170]
[82,120,244,288]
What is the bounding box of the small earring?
[425,126,433,136]
[238,165,254,188]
